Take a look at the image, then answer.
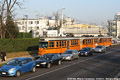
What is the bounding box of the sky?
[16,0,120,25]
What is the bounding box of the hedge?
[0,38,39,53]
[18,32,32,38]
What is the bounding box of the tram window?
[83,40,85,44]
[88,40,89,43]
[90,40,91,43]
[39,42,48,48]
[76,40,78,45]
[57,41,59,47]
[62,41,64,46]
[49,42,54,47]
[86,40,87,44]
[100,39,102,43]
[64,41,66,47]
[60,41,61,47]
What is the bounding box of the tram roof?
[39,36,111,42]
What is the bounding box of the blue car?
[0,57,36,77]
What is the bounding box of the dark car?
[35,53,62,68]
[0,57,36,77]
[78,47,93,56]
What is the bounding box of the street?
[0,46,120,80]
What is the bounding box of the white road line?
[115,72,120,78]
[26,50,119,80]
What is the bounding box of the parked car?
[94,45,106,53]
[78,47,93,56]
[0,57,36,77]
[35,53,62,68]
[61,50,79,61]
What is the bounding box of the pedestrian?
[1,49,6,62]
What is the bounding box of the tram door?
[67,40,69,49]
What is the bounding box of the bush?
[0,38,39,53]
[18,32,32,38]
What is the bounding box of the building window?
[22,26,24,30]
[29,21,33,24]
[37,26,39,29]
[35,21,39,24]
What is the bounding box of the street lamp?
[59,8,65,37]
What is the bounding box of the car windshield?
[38,55,52,60]
[96,46,103,48]
[63,51,73,54]
[6,59,22,66]
[81,48,89,51]
[39,42,48,48]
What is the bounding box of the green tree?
[5,16,19,38]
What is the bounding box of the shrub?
[0,38,39,53]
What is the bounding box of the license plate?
[36,64,40,66]
[2,72,6,74]
[81,53,83,55]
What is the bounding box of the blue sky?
[16,0,120,25]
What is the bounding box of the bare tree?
[53,11,60,33]
[0,0,23,39]
[0,0,6,38]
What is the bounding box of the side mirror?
[20,63,24,66]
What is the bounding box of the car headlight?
[85,52,87,54]
[9,68,16,72]
[99,49,101,52]
[41,62,46,64]
[66,56,71,59]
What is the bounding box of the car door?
[26,58,33,71]
[20,59,28,73]
[74,50,78,58]
[52,54,59,64]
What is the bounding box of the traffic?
[0,36,119,79]
[0,45,110,77]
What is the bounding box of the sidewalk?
[0,51,38,65]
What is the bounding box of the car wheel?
[47,63,51,68]
[15,71,21,77]
[31,66,36,73]
[104,50,106,53]
[57,60,61,65]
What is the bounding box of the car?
[78,47,93,56]
[61,50,79,61]
[94,45,106,53]
[0,57,36,77]
[35,53,62,68]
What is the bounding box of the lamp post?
[60,8,65,37]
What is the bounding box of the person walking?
[1,49,6,62]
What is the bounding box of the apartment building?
[108,12,120,40]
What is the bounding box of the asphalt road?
[0,46,120,80]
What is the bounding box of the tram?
[38,37,112,55]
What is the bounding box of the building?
[64,27,108,37]
[64,24,99,28]
[108,12,120,40]
[15,17,56,37]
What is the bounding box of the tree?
[5,15,19,38]
[0,0,6,39]
[53,11,60,33]
[0,0,23,39]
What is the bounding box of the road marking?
[26,50,119,80]
[115,72,120,78]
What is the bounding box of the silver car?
[94,45,106,53]
[61,50,79,61]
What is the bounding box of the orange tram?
[38,37,112,55]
